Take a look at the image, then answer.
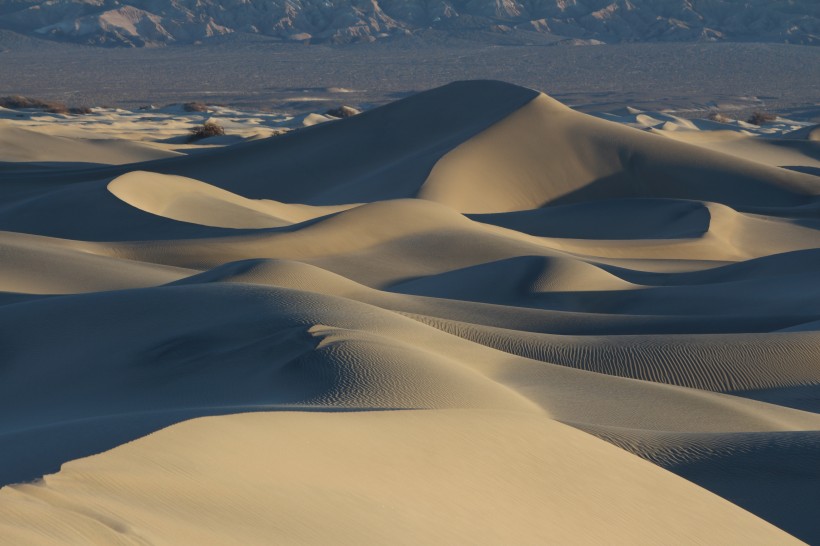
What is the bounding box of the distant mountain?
[0,0,817,47]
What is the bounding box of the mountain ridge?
[0,0,817,47]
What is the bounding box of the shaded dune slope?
[420,94,819,213]
[1,80,819,544]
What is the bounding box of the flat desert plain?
[0,80,819,544]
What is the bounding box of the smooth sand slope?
[0,121,181,165]
[0,80,818,544]
[0,411,800,546]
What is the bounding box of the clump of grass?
[188,121,225,142]
[707,111,731,123]
[183,101,210,112]
[747,111,777,125]
[0,95,91,115]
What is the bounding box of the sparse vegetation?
[707,111,731,123]
[747,111,777,125]
[0,95,65,112]
[0,95,91,115]
[188,121,226,142]
[325,105,360,119]
[183,101,210,112]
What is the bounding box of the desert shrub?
[0,95,69,113]
[325,105,360,118]
[707,111,731,123]
[0,95,48,109]
[188,121,225,141]
[747,111,777,125]
[0,95,93,115]
[183,101,209,112]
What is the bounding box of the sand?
[0,80,818,544]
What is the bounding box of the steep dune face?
[421,93,819,212]
[148,80,541,204]
[1,80,819,544]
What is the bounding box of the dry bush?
[0,95,92,115]
[747,111,777,125]
[707,112,731,123]
[183,101,209,112]
[0,95,68,113]
[188,121,226,142]
[325,105,360,118]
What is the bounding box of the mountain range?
[0,0,818,47]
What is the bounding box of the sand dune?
[146,81,541,204]
[108,171,356,229]
[0,231,192,294]
[0,80,819,544]
[420,94,819,213]
[579,424,820,543]
[783,124,820,142]
[651,128,820,171]
[0,411,800,546]
[0,121,181,164]
[413,317,820,393]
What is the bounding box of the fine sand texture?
[0,80,818,544]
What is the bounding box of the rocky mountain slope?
[0,0,817,47]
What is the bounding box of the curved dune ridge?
[108,171,358,229]
[0,80,819,544]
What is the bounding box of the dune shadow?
[734,385,820,414]
[469,198,710,240]
[547,169,814,210]
[670,431,820,545]
[0,291,49,306]
[782,165,820,177]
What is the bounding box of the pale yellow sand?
[0,80,818,544]
[0,411,800,546]
[109,171,357,229]
[0,120,182,164]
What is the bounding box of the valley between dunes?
[0,80,819,544]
